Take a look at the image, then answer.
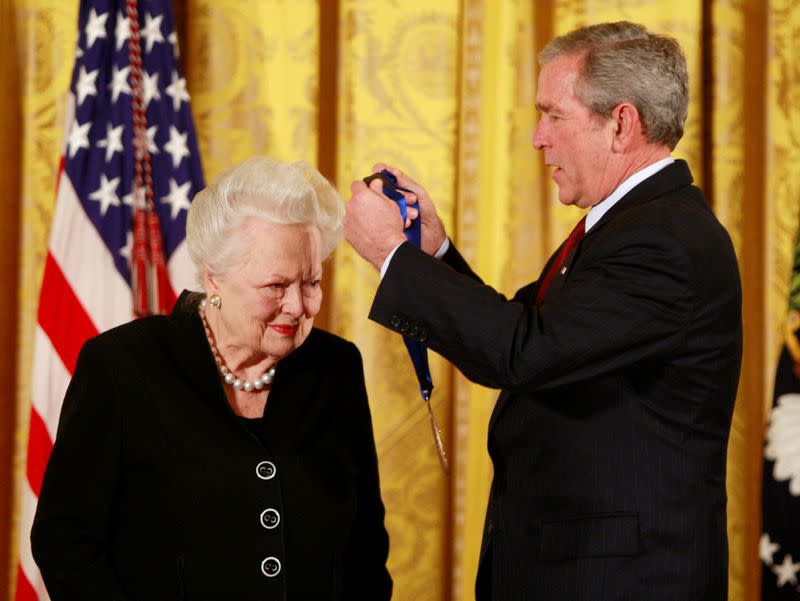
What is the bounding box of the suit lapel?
[536,160,695,303]
[261,331,321,445]
[167,291,232,417]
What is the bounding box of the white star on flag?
[88,174,121,216]
[141,13,165,53]
[761,532,780,566]
[109,64,131,102]
[146,125,159,154]
[119,230,133,263]
[122,188,146,211]
[165,71,190,112]
[162,178,192,219]
[168,31,179,58]
[84,8,108,48]
[114,12,130,51]
[142,71,161,108]
[774,554,800,587]
[67,120,91,158]
[133,124,159,158]
[97,123,125,162]
[164,126,190,168]
[75,65,99,105]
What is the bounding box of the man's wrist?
[433,237,450,259]
[379,242,405,279]
[380,236,450,280]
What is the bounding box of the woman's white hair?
[186,156,343,284]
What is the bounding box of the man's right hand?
[370,163,447,256]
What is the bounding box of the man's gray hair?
[186,156,343,285]
[540,21,689,150]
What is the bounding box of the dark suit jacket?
[31,292,392,601]
[369,161,741,601]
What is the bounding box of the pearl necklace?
[199,303,276,392]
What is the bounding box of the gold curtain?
[4,1,799,600]
[4,0,79,597]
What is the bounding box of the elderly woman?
[31,157,392,600]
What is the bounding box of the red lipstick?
[270,324,298,336]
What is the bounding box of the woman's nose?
[281,284,304,317]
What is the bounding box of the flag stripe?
[15,565,38,601]
[168,240,197,294]
[49,171,133,333]
[25,409,54,497]
[37,253,99,375]
[17,483,48,601]
[30,327,71,442]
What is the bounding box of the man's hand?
[368,163,447,256]
[344,177,408,270]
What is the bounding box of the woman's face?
[205,217,323,361]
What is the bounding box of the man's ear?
[610,102,642,152]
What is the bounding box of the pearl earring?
[209,294,221,308]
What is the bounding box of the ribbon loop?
[364,170,447,472]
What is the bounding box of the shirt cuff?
[433,237,450,259]
[379,237,451,280]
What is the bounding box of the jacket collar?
[584,159,695,239]
[166,290,321,424]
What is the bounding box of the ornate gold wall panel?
[333,2,459,600]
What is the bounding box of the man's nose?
[532,119,547,150]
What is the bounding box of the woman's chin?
[265,332,310,359]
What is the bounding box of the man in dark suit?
[343,21,742,601]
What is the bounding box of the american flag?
[15,1,204,598]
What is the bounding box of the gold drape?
[5,2,799,600]
[4,1,79,597]
[333,3,459,598]
[0,0,22,595]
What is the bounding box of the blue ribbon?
[364,169,433,401]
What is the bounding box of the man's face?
[533,52,617,209]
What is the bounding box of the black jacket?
[369,161,742,600]
[31,292,392,600]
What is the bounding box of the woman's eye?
[306,279,321,288]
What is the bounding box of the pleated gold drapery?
[4,2,79,599]
[4,2,799,600]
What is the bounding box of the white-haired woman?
[31,157,392,600]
